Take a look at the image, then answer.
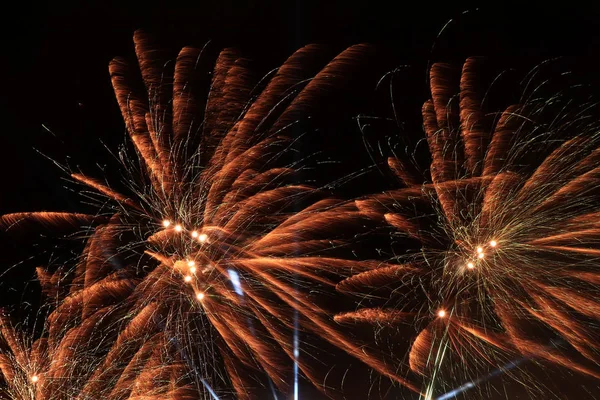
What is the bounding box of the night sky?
[1,1,600,398]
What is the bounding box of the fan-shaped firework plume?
[0,31,407,399]
[335,58,600,396]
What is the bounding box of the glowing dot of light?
[162,220,171,228]
[31,375,39,383]
[478,252,485,259]
[175,224,183,232]
[490,240,497,247]
[184,275,192,282]
[190,266,197,274]
[191,231,199,238]
[476,246,483,254]
[198,233,208,243]
[187,260,195,267]
[467,262,475,269]
[197,292,205,300]
[437,310,447,318]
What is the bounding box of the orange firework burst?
[0,31,401,399]
[335,58,600,395]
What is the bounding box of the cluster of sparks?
[161,220,208,299]
[0,33,599,400]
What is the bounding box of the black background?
[1,1,600,398]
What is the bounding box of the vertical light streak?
[423,339,450,400]
[293,308,300,400]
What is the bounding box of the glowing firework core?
[437,310,447,318]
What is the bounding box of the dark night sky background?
[1,1,600,398]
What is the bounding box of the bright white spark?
[227,269,244,296]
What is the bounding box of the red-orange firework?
[0,32,398,399]
[335,58,600,396]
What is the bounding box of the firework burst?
[0,31,400,399]
[335,58,600,396]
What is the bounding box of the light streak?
[200,378,221,400]
[227,269,244,297]
[293,308,300,400]
[436,357,526,400]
